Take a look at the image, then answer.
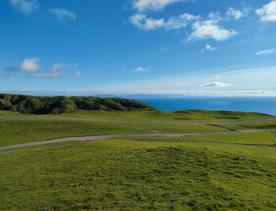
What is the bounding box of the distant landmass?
[0,94,154,114]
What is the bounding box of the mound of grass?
[0,94,154,114]
[0,140,275,210]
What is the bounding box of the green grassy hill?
[0,96,276,210]
[0,94,154,114]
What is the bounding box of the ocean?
[138,97,276,115]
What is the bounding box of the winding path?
[0,129,272,152]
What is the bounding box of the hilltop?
[0,94,154,114]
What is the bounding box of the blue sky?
[1,0,276,96]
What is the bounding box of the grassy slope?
[128,131,276,150]
[0,110,276,210]
[50,110,273,121]
[0,110,275,147]
[0,119,227,147]
[0,138,275,210]
[0,110,21,116]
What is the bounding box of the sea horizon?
[137,96,276,115]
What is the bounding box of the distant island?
[0,94,154,114]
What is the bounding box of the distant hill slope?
[175,109,272,119]
[0,94,154,114]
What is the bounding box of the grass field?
[1,138,275,210]
[0,110,276,210]
[0,118,231,147]
[0,110,21,116]
[0,110,275,147]
[50,109,273,121]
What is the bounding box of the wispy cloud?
[3,58,40,77]
[135,66,149,72]
[3,59,80,79]
[32,63,63,78]
[256,48,275,56]
[49,8,77,22]
[75,70,81,77]
[71,66,276,96]
[256,0,276,23]
[130,14,165,30]
[204,44,217,52]
[9,0,38,15]
[225,5,252,21]
[201,81,233,88]
[132,0,181,11]
[226,7,245,20]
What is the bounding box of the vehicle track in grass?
[0,129,273,152]
[1,116,276,125]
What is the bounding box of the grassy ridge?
[0,94,153,114]
[175,109,272,119]
[0,139,275,210]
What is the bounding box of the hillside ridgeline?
[0,94,154,114]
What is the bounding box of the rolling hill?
[0,94,154,114]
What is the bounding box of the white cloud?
[188,20,237,42]
[135,66,149,72]
[32,63,63,78]
[129,10,238,42]
[256,48,275,56]
[132,0,180,11]
[226,8,244,20]
[204,44,217,52]
[49,8,77,22]
[130,13,199,30]
[256,0,276,23]
[20,58,40,72]
[10,0,38,15]
[201,81,233,88]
